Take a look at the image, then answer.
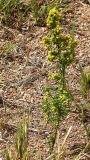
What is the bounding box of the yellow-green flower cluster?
[47,53,55,61]
[48,73,60,80]
[47,7,60,29]
[42,7,78,64]
[59,94,68,105]
[42,36,51,49]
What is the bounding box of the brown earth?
[0,0,90,159]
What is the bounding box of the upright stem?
[61,64,65,89]
[58,54,66,89]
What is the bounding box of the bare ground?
[0,1,90,159]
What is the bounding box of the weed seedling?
[42,7,77,151]
[4,119,30,160]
